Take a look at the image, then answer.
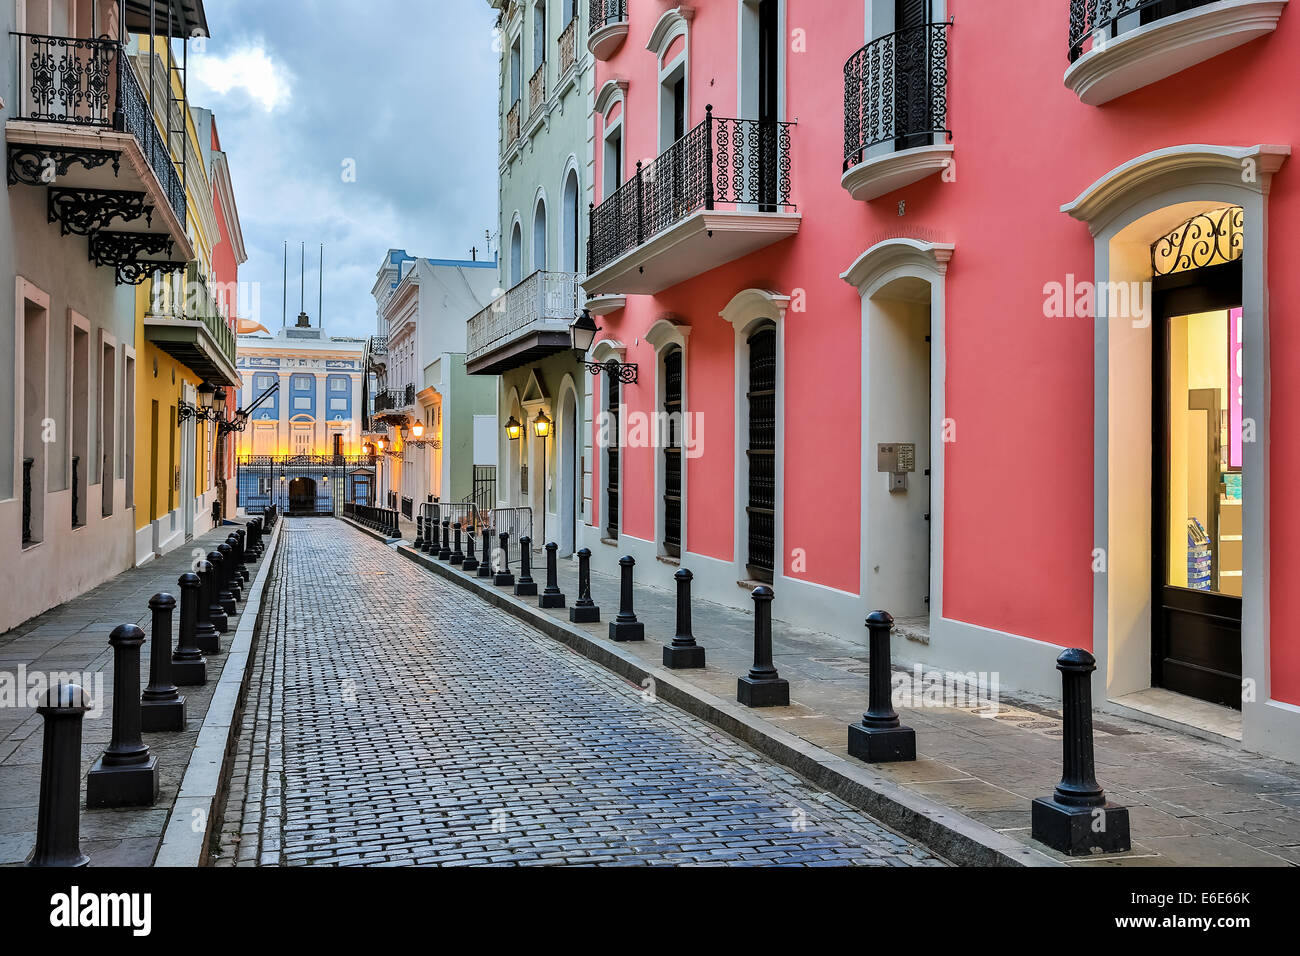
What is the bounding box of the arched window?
[533,199,548,272]
[510,220,523,286]
[562,168,580,273]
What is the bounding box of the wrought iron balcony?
[1065,0,1283,104]
[559,16,578,75]
[588,0,629,60]
[9,33,187,227]
[844,22,950,168]
[584,106,798,295]
[142,265,239,384]
[529,63,546,118]
[372,384,416,416]
[1069,0,1216,61]
[841,21,952,202]
[466,270,583,376]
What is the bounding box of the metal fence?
[236,455,377,517]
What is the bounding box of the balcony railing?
[590,0,627,35]
[373,384,416,414]
[559,17,578,75]
[1068,0,1217,62]
[507,99,521,146]
[588,106,794,275]
[529,63,546,117]
[10,32,187,227]
[843,21,950,170]
[467,270,583,364]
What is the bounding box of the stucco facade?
[581,0,1300,761]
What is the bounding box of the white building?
[366,250,499,519]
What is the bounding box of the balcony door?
[1153,259,1244,708]
[756,0,779,210]
[745,324,776,581]
[894,0,932,152]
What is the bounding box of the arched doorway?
[288,476,317,514]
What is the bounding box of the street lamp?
[571,309,638,383]
[533,410,552,548]
[412,421,425,438]
[504,416,522,441]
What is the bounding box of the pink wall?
[591,1,1300,700]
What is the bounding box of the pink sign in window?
[1230,307,1243,468]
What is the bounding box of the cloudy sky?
[188,0,500,339]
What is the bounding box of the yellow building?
[130,31,242,565]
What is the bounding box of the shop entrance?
[1153,251,1243,708]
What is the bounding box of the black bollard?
[462,527,480,573]
[140,592,186,731]
[86,624,159,807]
[422,513,437,554]
[493,531,515,586]
[539,542,565,609]
[450,522,465,566]
[477,526,496,578]
[609,555,644,641]
[216,543,238,613]
[1031,648,1130,855]
[28,683,92,867]
[569,547,600,623]
[736,586,788,706]
[247,517,262,557]
[663,568,705,668]
[173,571,208,685]
[847,610,915,762]
[223,537,243,602]
[414,515,425,550]
[515,535,538,596]
[203,552,228,638]
[234,529,250,582]
[439,519,452,561]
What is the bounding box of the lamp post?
[533,410,551,550]
[570,309,638,383]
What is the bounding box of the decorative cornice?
[840,238,955,294]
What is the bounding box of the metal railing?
[10,32,187,227]
[843,21,950,170]
[507,98,521,146]
[366,335,388,360]
[529,62,546,117]
[467,270,582,363]
[372,384,416,413]
[1068,0,1217,62]
[559,16,578,75]
[590,0,627,35]
[588,106,795,275]
[466,465,497,514]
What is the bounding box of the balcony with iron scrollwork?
[466,270,584,376]
[1065,0,1287,106]
[364,335,389,373]
[584,106,799,297]
[588,0,628,60]
[841,21,952,203]
[371,384,417,422]
[5,32,194,283]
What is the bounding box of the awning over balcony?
[124,0,210,39]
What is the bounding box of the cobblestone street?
[216,519,943,866]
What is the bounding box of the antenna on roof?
[281,240,287,328]
[318,243,324,334]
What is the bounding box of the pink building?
[578,0,1298,761]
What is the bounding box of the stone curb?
[154,519,284,867]
[341,517,1059,867]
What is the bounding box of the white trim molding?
[841,144,955,203]
[594,78,629,117]
[1064,0,1289,106]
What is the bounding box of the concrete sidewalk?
[394,533,1300,867]
[0,521,270,867]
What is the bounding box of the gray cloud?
[192,0,500,337]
